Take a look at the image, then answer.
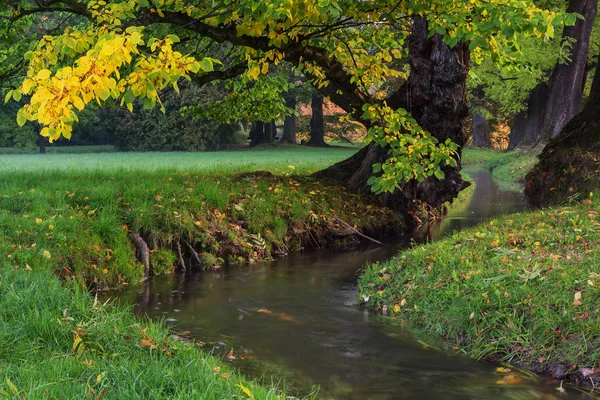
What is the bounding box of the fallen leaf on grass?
[573,291,582,306]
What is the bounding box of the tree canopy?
[0,0,569,193]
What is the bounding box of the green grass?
[0,146,356,173]
[0,264,297,399]
[0,147,401,288]
[359,193,600,377]
[0,145,118,154]
[0,146,391,399]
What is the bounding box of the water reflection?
[111,169,592,399]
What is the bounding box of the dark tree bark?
[525,54,600,207]
[281,94,297,144]
[508,111,527,150]
[306,93,328,147]
[523,82,549,146]
[249,121,274,146]
[542,0,597,139]
[267,121,277,142]
[38,132,46,154]
[471,112,492,148]
[317,17,470,214]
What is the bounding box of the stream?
[110,168,592,399]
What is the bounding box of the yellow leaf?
[42,250,51,259]
[36,69,52,80]
[237,382,254,399]
[393,304,401,313]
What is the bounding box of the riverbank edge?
[0,261,305,399]
[358,193,600,389]
[0,166,404,397]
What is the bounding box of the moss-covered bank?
[359,194,600,386]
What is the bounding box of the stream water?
[110,169,592,399]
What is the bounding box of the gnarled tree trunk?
[306,93,327,147]
[525,52,600,207]
[317,17,469,215]
[542,0,597,139]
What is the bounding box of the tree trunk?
[525,55,600,207]
[523,82,549,146]
[508,111,527,150]
[306,93,327,147]
[542,0,597,139]
[317,17,470,214]
[471,112,492,148]
[281,95,297,144]
[249,121,273,146]
[38,133,46,154]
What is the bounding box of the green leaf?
[12,90,22,102]
[138,0,150,6]
[202,58,214,72]
[564,13,577,26]
[16,109,26,127]
[4,90,13,104]
[434,169,445,180]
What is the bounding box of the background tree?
[525,48,600,206]
[0,0,568,215]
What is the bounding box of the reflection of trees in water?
[416,169,528,242]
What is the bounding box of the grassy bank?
[0,263,294,399]
[1,146,395,398]
[462,148,539,191]
[0,147,402,289]
[359,193,600,384]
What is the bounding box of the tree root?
[175,240,186,272]
[128,232,151,279]
[329,214,386,246]
[184,240,203,267]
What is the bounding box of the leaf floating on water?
[226,348,236,360]
[257,308,272,314]
[496,367,511,373]
[496,374,524,385]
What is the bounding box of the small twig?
[329,214,386,246]
[175,240,186,272]
[184,240,202,266]
[127,232,151,279]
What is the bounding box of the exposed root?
[184,240,203,267]
[329,214,386,246]
[127,232,151,279]
[175,240,186,272]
